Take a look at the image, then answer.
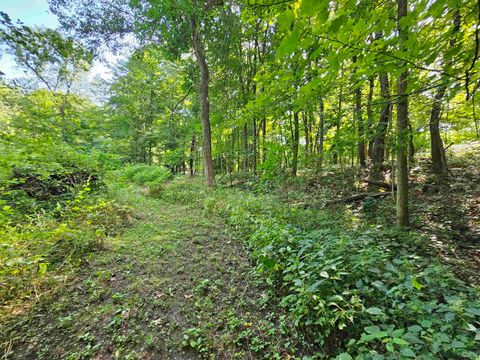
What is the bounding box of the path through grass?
[1,183,290,359]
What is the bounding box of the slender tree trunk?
[353,56,366,167]
[190,15,215,187]
[292,111,300,177]
[356,85,366,167]
[190,135,196,176]
[429,87,448,178]
[242,123,248,171]
[367,76,375,159]
[396,0,409,227]
[317,97,325,171]
[303,112,309,163]
[429,11,460,181]
[262,117,267,163]
[408,123,415,166]
[332,85,343,166]
[253,118,257,174]
[369,73,391,183]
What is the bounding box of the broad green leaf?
[366,307,384,315]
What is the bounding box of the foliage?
[194,186,480,358]
[119,163,173,196]
[0,182,129,315]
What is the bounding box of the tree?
[50,0,222,186]
[0,12,92,143]
[396,0,410,227]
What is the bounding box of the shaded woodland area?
[1,0,480,359]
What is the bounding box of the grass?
[1,180,295,359]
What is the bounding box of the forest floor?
[2,143,479,360]
[1,185,291,359]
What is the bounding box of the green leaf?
[38,262,48,275]
[411,277,423,290]
[300,0,324,16]
[366,307,384,315]
[361,331,389,342]
[335,353,353,360]
[308,280,324,292]
[278,10,295,32]
[329,15,347,33]
[277,29,301,57]
[400,348,416,357]
[364,326,381,334]
[392,337,409,346]
[444,312,455,322]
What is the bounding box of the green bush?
[121,164,172,187]
[0,183,131,317]
[197,189,480,359]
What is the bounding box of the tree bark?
[292,111,300,177]
[353,57,366,167]
[190,134,196,176]
[303,112,309,163]
[370,72,391,183]
[396,0,410,227]
[367,76,375,159]
[429,11,460,181]
[190,15,215,187]
[252,118,257,174]
[242,123,248,171]
[356,84,366,167]
[316,97,325,171]
[408,122,415,166]
[262,117,267,163]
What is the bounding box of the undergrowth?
[0,147,131,320]
[162,178,480,359]
[119,163,172,196]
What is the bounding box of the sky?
[0,0,115,82]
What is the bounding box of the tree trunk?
[317,97,325,171]
[353,57,366,167]
[190,15,215,187]
[242,123,248,171]
[369,72,391,183]
[252,118,257,174]
[429,87,448,178]
[396,0,409,227]
[429,11,460,181]
[356,84,366,167]
[367,76,375,159]
[292,111,300,177]
[190,134,196,176]
[303,112,309,163]
[262,117,267,163]
[473,94,480,139]
[408,122,415,166]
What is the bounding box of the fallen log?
[325,192,390,206]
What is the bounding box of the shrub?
[0,183,131,317]
[120,164,172,196]
[196,188,480,359]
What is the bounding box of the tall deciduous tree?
[396,0,410,227]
